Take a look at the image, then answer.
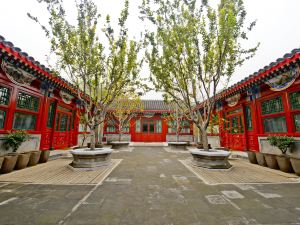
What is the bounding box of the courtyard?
[0,146,299,225]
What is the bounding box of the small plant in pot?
[267,136,294,173]
[1,130,30,173]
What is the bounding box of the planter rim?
[189,149,230,157]
[168,142,188,144]
[71,148,113,155]
[110,141,129,144]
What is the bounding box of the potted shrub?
[1,130,30,173]
[267,136,294,173]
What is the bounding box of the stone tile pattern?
[180,158,300,185]
[0,158,121,185]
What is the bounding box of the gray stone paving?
[0,146,300,225]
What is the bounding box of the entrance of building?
[131,117,166,142]
[223,107,247,151]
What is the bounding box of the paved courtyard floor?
[0,147,300,225]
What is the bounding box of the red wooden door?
[225,108,247,151]
[52,106,73,149]
[132,117,166,142]
[41,100,56,150]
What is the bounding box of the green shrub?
[267,136,295,154]
[3,130,30,152]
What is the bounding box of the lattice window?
[0,110,6,129]
[135,119,141,132]
[168,120,177,133]
[261,97,284,115]
[0,86,10,106]
[263,116,287,133]
[245,106,253,131]
[294,114,300,132]
[107,120,116,132]
[13,112,36,130]
[289,91,300,110]
[17,92,39,112]
[60,115,68,131]
[47,102,56,128]
[180,120,190,133]
[156,120,162,133]
[231,117,239,134]
[56,113,60,131]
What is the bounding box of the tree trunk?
[95,124,99,144]
[201,129,209,151]
[99,123,104,144]
[119,132,122,142]
[90,128,96,150]
[176,131,179,142]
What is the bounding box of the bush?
[3,130,30,152]
[267,136,295,154]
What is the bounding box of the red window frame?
[0,84,12,131]
[12,89,42,132]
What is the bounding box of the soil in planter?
[290,158,300,176]
[1,153,18,174]
[15,152,30,170]
[264,154,279,170]
[276,155,294,173]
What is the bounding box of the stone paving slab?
[163,147,190,153]
[180,158,300,185]
[0,159,122,185]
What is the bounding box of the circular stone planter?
[70,148,113,169]
[110,142,130,150]
[276,155,294,173]
[15,152,31,170]
[290,158,300,176]
[168,142,188,150]
[189,149,232,169]
[247,151,258,164]
[28,151,41,167]
[264,154,279,170]
[255,152,267,167]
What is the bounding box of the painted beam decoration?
[265,67,300,91]
[225,93,241,107]
[59,90,74,104]
[1,60,36,86]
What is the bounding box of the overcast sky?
[1,0,300,99]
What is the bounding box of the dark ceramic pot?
[1,153,18,174]
[39,150,50,163]
[28,151,41,167]
[15,152,30,170]
[255,152,267,167]
[264,154,279,169]
[276,155,294,173]
[290,158,300,176]
[247,151,258,164]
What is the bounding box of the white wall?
[0,134,41,156]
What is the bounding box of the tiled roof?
[142,100,172,111]
[0,35,77,96]
[217,48,300,99]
